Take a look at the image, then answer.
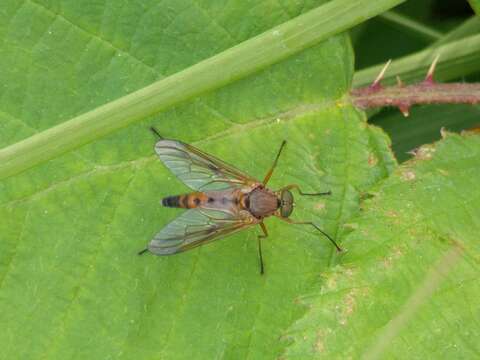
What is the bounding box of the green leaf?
[351,1,469,71]
[283,132,480,358]
[355,15,480,164]
[433,16,480,47]
[353,33,480,88]
[0,0,404,179]
[0,1,397,359]
[468,0,480,14]
[371,105,480,163]
[378,11,443,42]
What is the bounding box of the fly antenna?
[150,127,164,139]
[262,140,287,185]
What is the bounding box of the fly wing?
[148,208,257,255]
[155,139,259,191]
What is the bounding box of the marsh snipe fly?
[139,128,342,274]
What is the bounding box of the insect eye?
[280,190,294,217]
[281,190,293,203]
[281,203,293,217]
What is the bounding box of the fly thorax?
[248,187,280,218]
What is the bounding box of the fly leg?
[141,126,162,255]
[257,222,269,275]
[262,140,287,185]
[279,217,342,252]
[150,126,165,139]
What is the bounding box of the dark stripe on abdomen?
[161,195,182,208]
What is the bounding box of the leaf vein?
[0,204,31,292]
[2,102,334,208]
[27,0,161,77]
[39,168,139,359]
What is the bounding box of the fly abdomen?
[161,193,207,209]
[161,195,183,208]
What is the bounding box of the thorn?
[440,126,449,138]
[371,59,392,90]
[407,147,419,156]
[424,54,440,84]
[398,104,410,117]
[396,76,404,87]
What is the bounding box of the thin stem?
[379,11,443,41]
[353,33,480,88]
[351,82,480,116]
[432,16,480,47]
[0,0,406,180]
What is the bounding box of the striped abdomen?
[161,189,250,212]
[161,192,208,209]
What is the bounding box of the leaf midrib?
[1,100,339,208]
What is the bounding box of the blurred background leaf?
[352,0,480,163]
[468,0,480,14]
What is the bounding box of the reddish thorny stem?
[350,58,480,116]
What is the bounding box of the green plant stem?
[379,11,443,41]
[0,0,405,180]
[468,0,480,14]
[432,16,480,47]
[353,33,480,88]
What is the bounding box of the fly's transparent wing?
[148,208,257,255]
[155,140,258,191]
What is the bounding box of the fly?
[139,127,342,274]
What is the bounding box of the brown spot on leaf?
[412,145,436,160]
[339,290,357,326]
[438,168,449,176]
[461,125,480,135]
[393,246,404,258]
[343,223,359,231]
[440,126,451,138]
[368,153,378,167]
[338,285,369,326]
[344,268,354,278]
[386,210,398,218]
[315,330,325,353]
[385,210,402,225]
[402,170,416,181]
[325,276,337,291]
[314,202,326,211]
[383,245,405,268]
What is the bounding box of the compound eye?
[280,190,294,217]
